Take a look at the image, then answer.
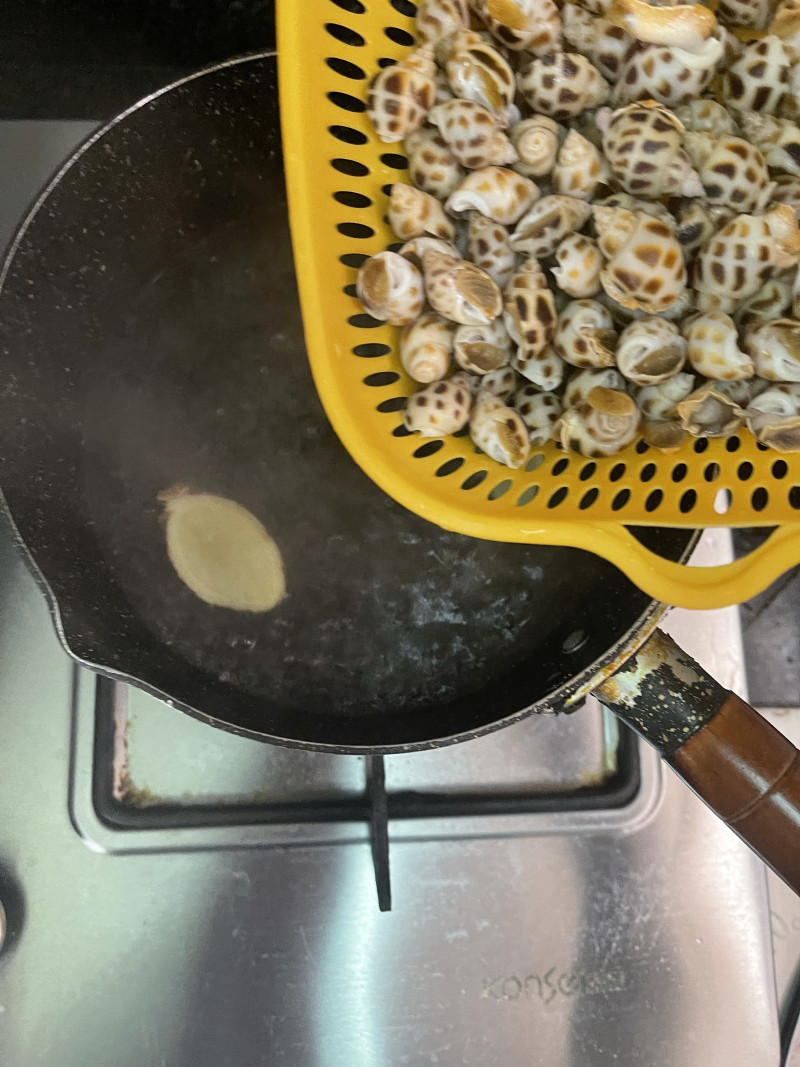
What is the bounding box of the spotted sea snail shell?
[605,0,718,52]
[735,276,793,329]
[454,318,512,373]
[746,382,800,451]
[744,319,800,381]
[558,387,641,457]
[445,29,517,125]
[676,381,745,437]
[446,166,539,225]
[513,387,563,444]
[553,298,618,368]
[510,195,593,258]
[517,53,610,120]
[612,38,723,108]
[552,233,604,298]
[671,200,721,258]
[509,116,561,179]
[469,388,531,468]
[682,311,755,380]
[693,204,800,312]
[739,113,800,179]
[429,99,519,168]
[636,371,696,420]
[356,252,425,326]
[683,133,773,214]
[717,0,773,30]
[674,99,737,138]
[466,214,517,289]
[366,47,437,144]
[423,248,504,325]
[404,377,473,437]
[561,3,634,84]
[479,365,518,400]
[388,183,455,242]
[615,316,687,385]
[504,260,558,355]
[404,127,466,200]
[594,207,687,315]
[473,0,563,56]
[721,36,791,116]
[399,235,461,269]
[771,0,800,59]
[597,102,703,199]
[564,366,626,407]
[400,312,456,383]
[416,0,470,44]
[552,130,611,200]
[772,173,800,217]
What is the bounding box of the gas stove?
[0,119,788,1067]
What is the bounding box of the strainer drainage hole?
[609,462,626,482]
[324,23,366,47]
[679,488,697,513]
[436,458,464,478]
[340,251,369,267]
[326,58,367,81]
[413,440,443,459]
[379,397,407,414]
[751,487,769,512]
[385,26,416,45]
[338,221,375,239]
[330,0,366,14]
[348,312,383,328]
[334,190,371,207]
[714,488,732,515]
[645,488,663,512]
[329,125,368,145]
[462,470,488,491]
[353,342,390,357]
[380,152,408,169]
[489,479,513,500]
[516,485,539,507]
[773,459,788,480]
[364,371,400,387]
[704,462,720,482]
[328,91,366,113]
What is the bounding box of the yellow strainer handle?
[578,523,800,609]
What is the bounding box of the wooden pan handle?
[596,629,800,895]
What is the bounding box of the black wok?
[1,55,799,892]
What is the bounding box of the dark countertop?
[1,0,275,119]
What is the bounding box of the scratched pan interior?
[0,54,694,750]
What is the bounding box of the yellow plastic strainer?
[278,0,800,610]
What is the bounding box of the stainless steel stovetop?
[0,121,789,1067]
